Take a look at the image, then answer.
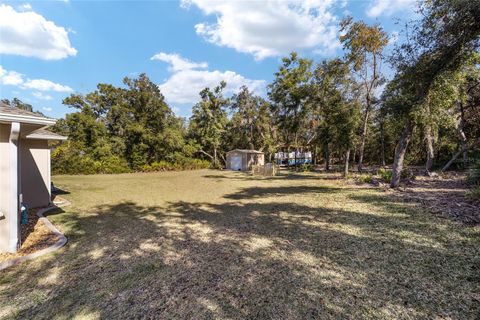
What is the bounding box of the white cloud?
[366,0,416,18]
[0,66,24,85]
[153,52,265,104]
[0,65,73,92]
[23,79,73,92]
[0,4,77,60]
[33,92,53,100]
[151,52,208,71]
[19,3,32,11]
[182,0,340,60]
[42,106,53,112]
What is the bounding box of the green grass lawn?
[1,170,479,319]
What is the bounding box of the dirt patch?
[388,175,480,225]
[0,209,59,263]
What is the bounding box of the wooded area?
[3,0,480,190]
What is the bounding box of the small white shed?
[226,149,264,171]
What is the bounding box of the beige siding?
[0,124,11,252]
[20,139,51,208]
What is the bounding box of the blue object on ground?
[20,203,28,225]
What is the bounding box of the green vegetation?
[378,168,392,182]
[4,1,461,182]
[468,160,480,185]
[468,160,480,200]
[142,159,210,172]
[1,170,478,319]
[355,173,374,184]
[5,1,479,183]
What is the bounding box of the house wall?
[20,139,51,208]
[0,124,11,252]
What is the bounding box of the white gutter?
[0,113,56,126]
[8,122,20,253]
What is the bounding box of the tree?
[1,98,41,114]
[340,17,388,172]
[228,86,277,157]
[441,58,480,171]
[189,81,229,167]
[387,0,480,187]
[269,52,313,165]
[312,59,361,175]
[54,73,187,173]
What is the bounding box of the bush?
[142,158,210,172]
[297,164,313,172]
[468,160,480,185]
[52,152,131,175]
[96,156,131,174]
[468,186,480,200]
[378,168,392,182]
[467,160,480,200]
[401,168,416,181]
[355,174,373,184]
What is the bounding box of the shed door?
[231,155,242,171]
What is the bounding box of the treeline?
[51,76,209,174]
[43,0,480,187]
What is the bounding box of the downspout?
[8,122,20,253]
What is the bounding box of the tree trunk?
[294,132,298,169]
[286,146,290,168]
[352,145,356,165]
[458,103,468,168]
[357,108,370,172]
[214,148,217,167]
[380,122,386,167]
[344,149,350,177]
[391,121,413,188]
[325,145,330,171]
[425,125,435,174]
[441,138,480,172]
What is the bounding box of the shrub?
[96,156,131,174]
[53,153,131,175]
[401,168,416,181]
[467,160,480,200]
[142,158,210,172]
[378,168,392,182]
[468,160,480,185]
[356,174,373,184]
[468,186,480,200]
[298,164,313,172]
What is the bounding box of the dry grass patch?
[0,169,479,319]
[0,209,59,263]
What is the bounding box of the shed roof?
[227,149,264,154]
[0,103,56,125]
[26,128,67,141]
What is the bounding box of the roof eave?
[25,133,67,141]
[0,113,56,126]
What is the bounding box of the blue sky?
[0,0,415,119]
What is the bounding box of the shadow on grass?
[203,171,343,182]
[1,187,479,319]
[224,185,343,200]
